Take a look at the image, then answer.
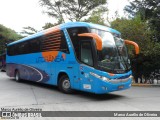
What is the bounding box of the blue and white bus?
[6,22,139,94]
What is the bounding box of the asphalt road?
[0,71,160,120]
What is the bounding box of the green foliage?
[21,26,39,36]
[144,42,160,70]
[125,0,159,20]
[84,8,107,25]
[124,0,160,41]
[39,0,107,22]
[111,16,152,53]
[42,22,55,29]
[23,0,107,36]
[111,16,160,73]
[21,22,55,36]
[123,0,160,74]
[0,24,21,41]
[0,24,22,54]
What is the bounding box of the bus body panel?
[6,22,133,94]
[76,64,132,94]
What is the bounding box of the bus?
[6,22,139,94]
[0,53,6,72]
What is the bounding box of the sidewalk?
[132,83,160,87]
[131,78,160,87]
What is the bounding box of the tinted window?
[81,41,93,66]
[7,30,69,56]
[67,27,89,60]
[42,31,69,53]
[7,45,14,56]
[19,42,29,54]
[60,31,69,53]
[30,38,41,53]
[7,37,42,56]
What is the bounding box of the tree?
[84,8,107,25]
[39,0,107,23]
[111,16,152,55]
[124,0,160,41]
[42,22,54,29]
[21,22,55,36]
[111,16,160,75]
[0,24,22,54]
[21,26,39,36]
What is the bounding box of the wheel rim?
[62,79,70,89]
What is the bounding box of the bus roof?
[8,22,121,46]
[60,22,121,34]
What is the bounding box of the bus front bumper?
[93,78,132,94]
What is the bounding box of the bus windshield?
[91,29,131,73]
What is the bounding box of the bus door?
[79,40,95,91]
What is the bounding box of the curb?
[132,83,160,87]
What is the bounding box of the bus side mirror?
[124,40,140,55]
[78,33,102,51]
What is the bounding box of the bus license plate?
[118,85,124,89]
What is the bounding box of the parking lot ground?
[0,72,160,120]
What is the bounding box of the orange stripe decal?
[42,26,61,62]
[78,33,102,50]
[42,51,59,62]
[44,26,60,35]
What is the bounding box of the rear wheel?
[58,75,73,94]
[15,70,21,82]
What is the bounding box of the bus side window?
[30,39,41,53]
[14,44,20,55]
[7,45,14,56]
[10,45,16,56]
[60,31,69,53]
[19,42,30,54]
[67,27,89,61]
[80,41,93,66]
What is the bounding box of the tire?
[58,75,73,94]
[15,70,21,82]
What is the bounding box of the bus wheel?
[58,75,73,94]
[15,70,21,82]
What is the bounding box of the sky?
[0,0,130,34]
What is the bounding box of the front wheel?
[58,75,73,94]
[15,70,21,82]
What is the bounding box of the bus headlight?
[90,72,110,82]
